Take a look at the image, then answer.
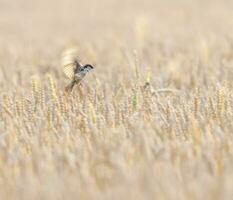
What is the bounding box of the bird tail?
[65,80,76,93]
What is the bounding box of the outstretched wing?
[61,48,82,80]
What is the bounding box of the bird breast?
[74,72,85,81]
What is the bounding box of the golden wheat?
[0,0,233,200]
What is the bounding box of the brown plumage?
[61,48,94,93]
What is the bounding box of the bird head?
[81,64,94,73]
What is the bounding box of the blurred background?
[0,0,233,90]
[1,0,233,45]
[1,1,233,200]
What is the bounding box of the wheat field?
[1,0,233,199]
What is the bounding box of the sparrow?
[62,48,94,93]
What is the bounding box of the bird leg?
[65,79,76,93]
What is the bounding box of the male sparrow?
[62,48,94,93]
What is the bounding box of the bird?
[61,48,94,93]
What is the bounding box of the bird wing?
[61,48,82,80]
